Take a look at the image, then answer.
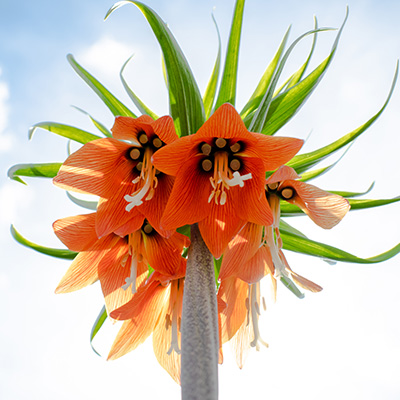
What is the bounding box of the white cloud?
[0,67,13,152]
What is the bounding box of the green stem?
[181,224,219,400]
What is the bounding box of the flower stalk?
[181,224,219,400]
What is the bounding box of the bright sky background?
[1,0,400,399]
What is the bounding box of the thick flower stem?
[181,224,219,400]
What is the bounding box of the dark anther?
[230,159,241,171]
[129,148,141,160]
[267,182,279,191]
[201,143,212,156]
[143,223,153,234]
[201,159,213,172]
[215,138,227,149]
[136,162,143,171]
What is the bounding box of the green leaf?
[72,106,112,137]
[106,2,205,136]
[120,55,158,120]
[240,26,291,120]
[288,60,399,173]
[10,225,77,259]
[280,228,400,264]
[67,54,136,118]
[280,276,305,299]
[328,182,375,198]
[8,162,62,184]
[90,306,108,357]
[66,192,98,210]
[214,0,245,109]
[248,27,333,133]
[29,122,101,144]
[203,13,222,119]
[252,9,348,135]
[279,219,307,238]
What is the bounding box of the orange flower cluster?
[53,103,349,381]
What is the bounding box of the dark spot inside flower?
[201,158,213,172]
[267,182,279,191]
[138,132,149,145]
[136,162,143,172]
[152,137,163,148]
[143,223,153,234]
[229,158,241,171]
[200,143,212,156]
[129,148,141,160]
[230,142,241,153]
[215,137,227,149]
[280,187,294,200]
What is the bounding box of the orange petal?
[218,277,249,344]
[54,234,118,293]
[283,180,350,229]
[265,165,300,184]
[151,135,195,176]
[160,156,212,230]
[237,244,273,284]
[111,115,154,141]
[219,222,263,281]
[53,213,98,252]
[108,281,169,360]
[246,134,303,171]
[53,138,133,197]
[198,200,246,258]
[113,213,145,237]
[142,231,187,277]
[231,157,273,226]
[151,115,179,144]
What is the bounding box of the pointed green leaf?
[120,55,158,119]
[72,106,112,137]
[90,305,108,357]
[8,162,62,183]
[214,0,245,109]
[67,54,136,118]
[66,192,98,210]
[105,2,205,136]
[203,13,222,119]
[29,122,101,144]
[279,220,307,238]
[252,9,348,135]
[328,182,375,198]
[249,27,333,133]
[288,60,398,173]
[11,225,77,259]
[240,26,291,120]
[280,228,400,264]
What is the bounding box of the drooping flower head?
[53,212,188,314]
[108,262,186,384]
[53,115,178,238]
[152,103,304,257]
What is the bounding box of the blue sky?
[1,0,400,399]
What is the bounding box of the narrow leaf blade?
[8,162,62,183]
[90,305,108,357]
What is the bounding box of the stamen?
[229,159,241,171]
[138,133,148,145]
[136,162,143,172]
[201,143,212,156]
[249,282,269,350]
[129,148,141,160]
[281,187,294,199]
[122,254,138,294]
[215,137,227,148]
[201,159,213,172]
[152,137,163,148]
[230,142,241,153]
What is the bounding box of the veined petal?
[108,281,169,359]
[53,213,98,252]
[152,115,179,144]
[199,200,246,258]
[283,180,350,229]
[237,244,273,285]
[219,222,263,281]
[53,138,133,197]
[113,213,146,237]
[161,156,212,230]
[152,135,195,176]
[266,165,300,184]
[111,115,154,141]
[245,134,304,171]
[142,231,187,277]
[218,277,248,344]
[232,157,273,226]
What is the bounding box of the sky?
[1,0,400,399]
